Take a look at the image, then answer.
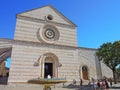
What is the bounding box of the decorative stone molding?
[33,61,39,66]
[59,63,62,67]
[17,15,76,29]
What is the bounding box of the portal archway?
[82,65,89,80]
[40,53,59,78]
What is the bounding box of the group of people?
[72,78,113,90]
[91,78,112,90]
[93,79,109,90]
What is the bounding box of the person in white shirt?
[47,75,51,79]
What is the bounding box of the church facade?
[0,5,113,84]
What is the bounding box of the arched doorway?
[82,66,89,80]
[44,56,54,78]
[40,53,59,78]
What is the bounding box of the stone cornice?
[0,38,97,51]
[17,15,76,29]
[17,5,77,27]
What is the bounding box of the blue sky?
[0,0,120,49]
[1,0,120,67]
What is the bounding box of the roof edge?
[16,5,77,27]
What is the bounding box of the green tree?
[96,41,120,84]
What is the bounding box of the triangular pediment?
[18,5,76,27]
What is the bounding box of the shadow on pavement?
[63,84,93,90]
[111,86,120,89]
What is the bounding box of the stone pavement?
[0,83,119,90]
[109,83,120,90]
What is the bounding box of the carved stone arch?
[81,65,89,80]
[43,52,60,67]
[39,52,60,78]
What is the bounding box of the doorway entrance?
[40,53,59,78]
[82,66,89,80]
[44,63,53,78]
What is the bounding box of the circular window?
[40,25,60,43]
[44,29,55,39]
[47,15,53,20]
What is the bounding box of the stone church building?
[0,5,112,84]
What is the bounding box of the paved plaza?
[0,83,120,90]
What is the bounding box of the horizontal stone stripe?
[17,18,41,26]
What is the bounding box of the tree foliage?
[96,40,120,83]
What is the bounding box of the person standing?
[105,79,109,90]
[109,78,112,87]
[80,79,83,86]
[73,79,76,86]
[101,80,105,89]
[97,80,101,90]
